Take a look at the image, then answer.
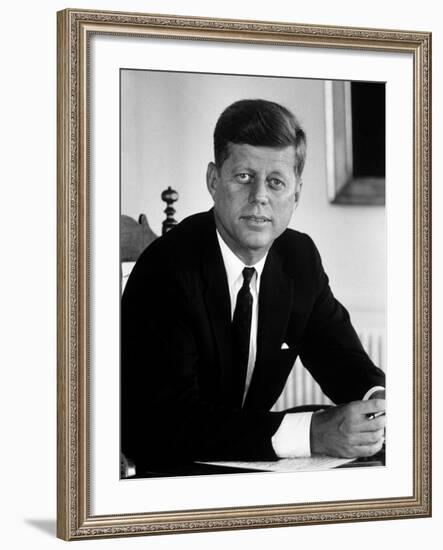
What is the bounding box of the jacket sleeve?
[297,238,385,404]
[121,252,285,469]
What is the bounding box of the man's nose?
[249,177,269,204]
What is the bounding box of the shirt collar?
[216,229,268,290]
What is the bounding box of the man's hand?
[310,399,385,458]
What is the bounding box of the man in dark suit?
[121,99,385,472]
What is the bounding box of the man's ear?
[206,162,218,199]
[294,179,303,205]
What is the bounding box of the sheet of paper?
[198,455,355,473]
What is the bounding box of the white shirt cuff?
[363,386,385,401]
[271,412,313,458]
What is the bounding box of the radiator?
[271,329,385,411]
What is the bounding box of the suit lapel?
[200,218,236,403]
[244,248,293,407]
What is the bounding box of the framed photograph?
[57,8,431,540]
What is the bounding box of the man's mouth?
[241,215,271,224]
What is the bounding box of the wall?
[1,1,441,549]
[122,70,385,327]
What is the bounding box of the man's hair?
[213,99,307,178]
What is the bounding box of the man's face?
[207,143,301,264]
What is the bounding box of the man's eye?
[235,173,252,183]
[269,178,285,189]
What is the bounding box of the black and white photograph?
[119,70,387,479]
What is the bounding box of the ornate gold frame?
[57,8,431,540]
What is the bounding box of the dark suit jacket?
[121,210,385,468]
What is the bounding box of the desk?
[132,447,385,479]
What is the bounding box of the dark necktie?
[231,267,255,406]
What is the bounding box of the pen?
[367,411,385,420]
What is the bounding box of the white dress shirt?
[216,232,266,403]
[216,230,384,458]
